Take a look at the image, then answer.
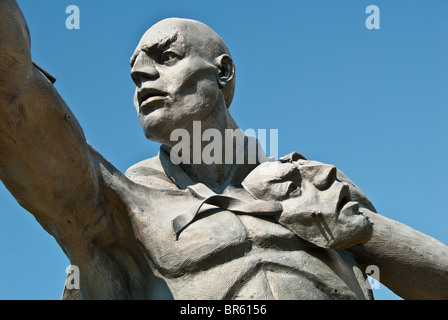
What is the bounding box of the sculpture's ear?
[214,54,235,89]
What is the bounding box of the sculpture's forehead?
[138,25,183,49]
[131,18,224,67]
[137,19,202,49]
[131,20,195,67]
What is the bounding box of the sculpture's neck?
[162,112,262,192]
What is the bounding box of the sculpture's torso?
[130,189,370,300]
[94,155,372,300]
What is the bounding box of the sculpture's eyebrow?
[130,33,179,68]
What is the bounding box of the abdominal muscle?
[156,244,372,300]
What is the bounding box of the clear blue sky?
[0,0,447,300]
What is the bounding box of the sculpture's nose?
[131,52,159,86]
[299,162,337,191]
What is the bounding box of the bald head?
[132,18,236,108]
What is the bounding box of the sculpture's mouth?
[138,88,168,111]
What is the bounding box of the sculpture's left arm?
[337,170,448,299]
[349,209,448,300]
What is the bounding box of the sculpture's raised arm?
[0,0,33,97]
[0,0,103,248]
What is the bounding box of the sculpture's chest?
[122,186,370,300]
[128,188,300,277]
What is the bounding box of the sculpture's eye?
[162,51,178,64]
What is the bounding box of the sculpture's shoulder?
[125,154,175,189]
[125,155,162,177]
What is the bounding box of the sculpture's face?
[130,19,221,145]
